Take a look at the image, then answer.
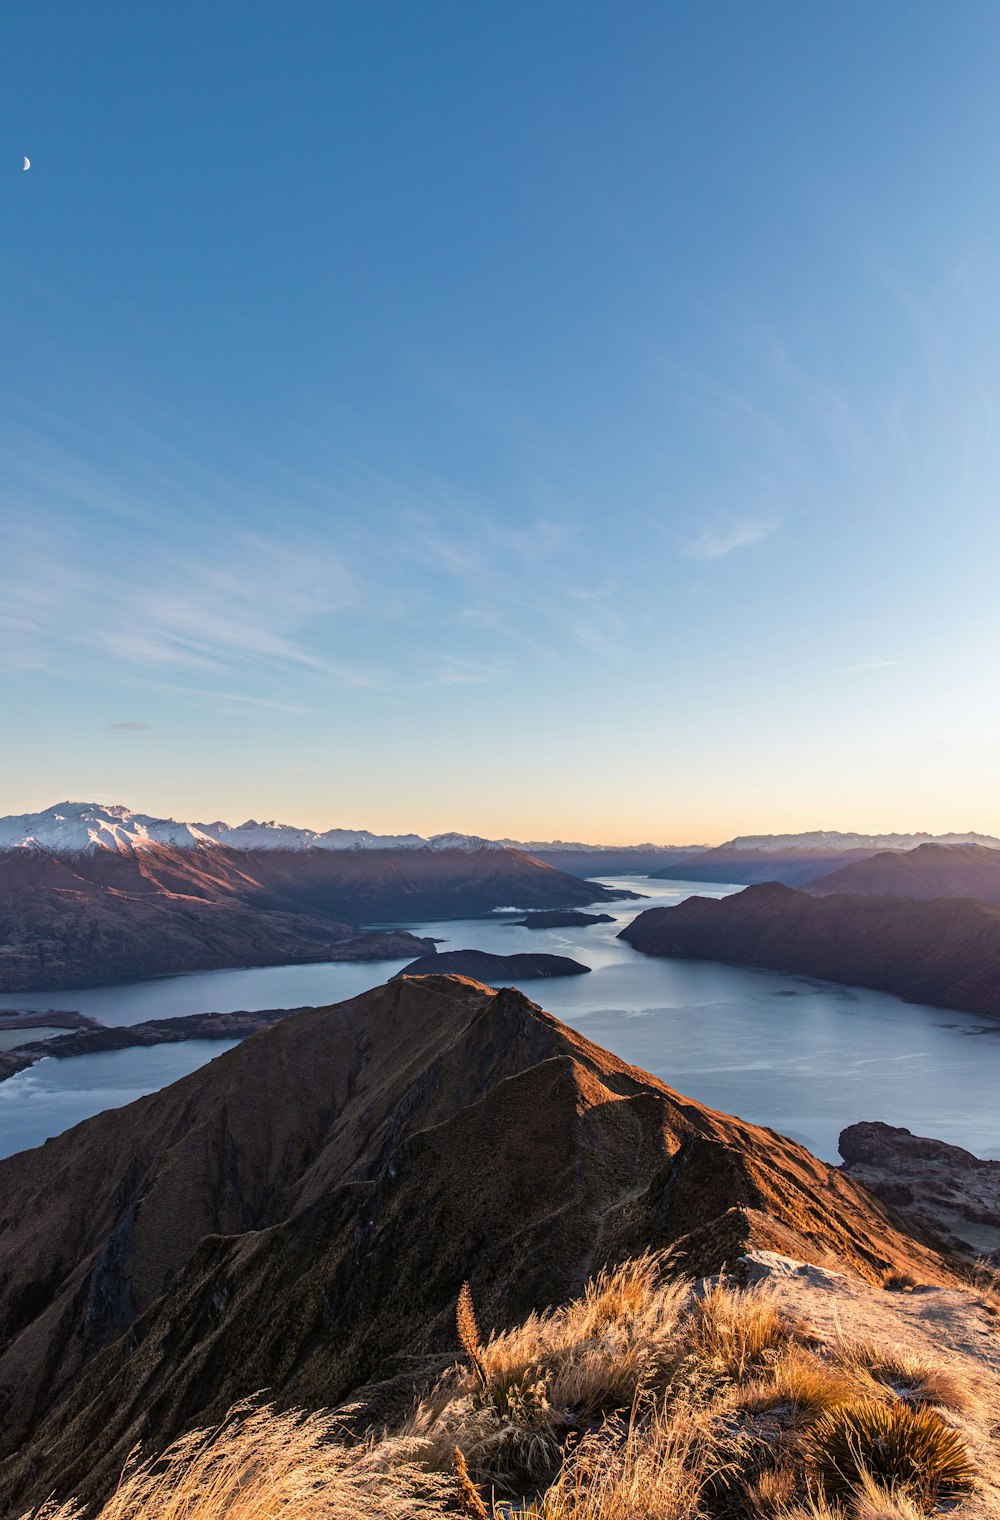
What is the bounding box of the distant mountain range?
[806,840,1000,902]
[0,829,631,992]
[0,801,502,855]
[650,830,1000,886]
[10,804,996,881]
[0,802,704,873]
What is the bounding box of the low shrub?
[803,1398,975,1507]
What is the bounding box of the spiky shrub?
[803,1398,975,1506]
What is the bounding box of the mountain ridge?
[0,973,955,1514]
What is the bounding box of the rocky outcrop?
[619,883,1000,1018]
[517,910,615,928]
[839,1121,1000,1260]
[392,950,590,980]
[0,975,955,1514]
[0,842,619,992]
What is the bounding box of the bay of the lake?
[1,878,998,1164]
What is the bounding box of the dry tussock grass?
[733,1344,871,1424]
[966,1258,1000,1317]
[687,1281,801,1379]
[832,1340,968,1411]
[520,1405,708,1520]
[24,1404,451,1520]
[403,1254,690,1488]
[28,1264,984,1520]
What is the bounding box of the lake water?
[2,877,998,1165]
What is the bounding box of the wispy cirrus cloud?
[110,721,153,731]
[681,516,779,560]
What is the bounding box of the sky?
[5,1,1000,844]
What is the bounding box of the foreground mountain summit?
[0,973,954,1514]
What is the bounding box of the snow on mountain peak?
[0,802,506,855]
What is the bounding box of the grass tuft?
[403,1256,690,1490]
[833,1341,968,1411]
[803,1397,975,1507]
[687,1280,799,1379]
[737,1345,869,1424]
[25,1403,452,1520]
[520,1405,708,1520]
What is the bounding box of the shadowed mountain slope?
[807,840,1000,902]
[0,974,953,1514]
[649,832,1000,887]
[650,846,880,886]
[620,883,1000,1017]
[0,844,622,991]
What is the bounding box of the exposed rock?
[0,975,955,1514]
[517,910,615,928]
[619,882,1000,1018]
[839,1121,1000,1259]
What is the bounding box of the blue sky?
[5,1,1000,841]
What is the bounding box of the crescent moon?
[22,157,29,171]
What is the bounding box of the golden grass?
[746,1463,797,1513]
[832,1340,968,1411]
[965,1258,1000,1317]
[520,1405,708,1520]
[849,1468,931,1520]
[686,1280,800,1379]
[402,1255,690,1488]
[25,1404,452,1520]
[29,1262,987,1520]
[735,1344,870,1424]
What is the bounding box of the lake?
[2,877,998,1164]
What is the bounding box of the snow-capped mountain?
[720,830,1000,853]
[0,803,502,855]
